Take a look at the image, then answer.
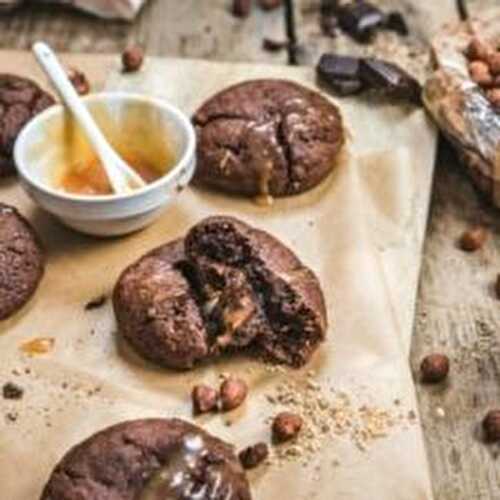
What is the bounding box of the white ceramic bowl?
[14,92,196,237]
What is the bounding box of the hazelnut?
[468,60,494,87]
[232,0,252,17]
[459,226,488,252]
[486,88,500,109]
[420,353,450,384]
[122,46,144,73]
[220,377,248,411]
[238,442,269,469]
[482,410,500,442]
[2,382,24,400]
[258,0,282,10]
[192,384,219,415]
[66,67,90,95]
[272,411,303,443]
[466,38,492,62]
[487,52,500,76]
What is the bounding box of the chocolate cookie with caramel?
[193,79,344,199]
[113,216,327,369]
[40,418,252,500]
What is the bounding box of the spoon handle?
[33,42,145,193]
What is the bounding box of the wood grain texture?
[0,0,287,63]
[411,141,500,500]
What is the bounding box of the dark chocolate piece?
[337,1,385,43]
[359,58,422,104]
[317,54,364,96]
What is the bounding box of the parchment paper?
[0,52,437,500]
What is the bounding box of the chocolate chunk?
[359,58,422,104]
[317,54,364,96]
[337,1,385,43]
[384,11,409,36]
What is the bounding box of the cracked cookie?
[113,216,327,370]
[0,203,44,320]
[193,79,344,198]
[0,74,55,176]
[40,418,252,500]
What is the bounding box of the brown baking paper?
[0,52,437,500]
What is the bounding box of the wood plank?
[0,0,287,64]
[411,141,500,500]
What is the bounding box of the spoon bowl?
[14,92,196,236]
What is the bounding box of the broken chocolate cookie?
[113,217,327,370]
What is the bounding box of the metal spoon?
[32,42,146,194]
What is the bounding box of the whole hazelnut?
[122,45,144,73]
[420,353,450,384]
[238,442,269,469]
[486,88,500,109]
[487,52,500,76]
[459,226,488,252]
[468,60,494,87]
[258,0,282,10]
[66,67,90,95]
[192,384,219,415]
[482,410,500,442]
[220,377,248,411]
[272,411,303,443]
[466,38,492,62]
[232,0,252,17]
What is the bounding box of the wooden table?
[1,1,499,498]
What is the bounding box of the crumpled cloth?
[0,0,147,20]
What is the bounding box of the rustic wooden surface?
[1,1,500,499]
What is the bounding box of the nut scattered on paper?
[263,370,417,466]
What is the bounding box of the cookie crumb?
[2,382,24,400]
[85,295,107,310]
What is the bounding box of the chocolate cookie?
[193,79,344,198]
[0,203,44,320]
[40,418,252,500]
[113,216,327,369]
[0,74,55,176]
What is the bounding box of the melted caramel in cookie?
[139,434,231,500]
